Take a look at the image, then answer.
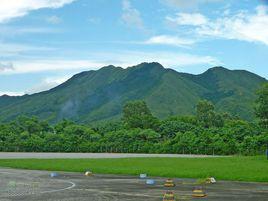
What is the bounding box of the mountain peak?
[1,94,10,98]
[199,66,231,78]
[0,63,266,123]
[207,66,229,72]
[100,65,117,69]
[130,62,165,70]
[96,65,121,72]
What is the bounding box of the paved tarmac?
[0,152,223,159]
[0,168,267,201]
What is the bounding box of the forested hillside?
[0,62,266,123]
[1,86,268,155]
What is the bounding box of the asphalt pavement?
[0,168,267,201]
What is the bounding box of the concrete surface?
[0,168,267,201]
[0,152,224,159]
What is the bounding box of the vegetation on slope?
[0,83,267,155]
[0,63,266,123]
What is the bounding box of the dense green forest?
[1,83,267,156]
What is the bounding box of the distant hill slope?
[0,62,266,123]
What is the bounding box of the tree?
[196,100,223,128]
[255,83,268,128]
[159,119,194,139]
[122,100,159,129]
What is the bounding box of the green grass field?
[0,156,267,182]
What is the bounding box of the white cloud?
[121,0,144,30]
[1,60,104,74]
[0,0,75,23]
[198,5,268,45]
[166,13,208,26]
[0,62,14,72]
[0,75,71,96]
[145,35,195,47]
[0,51,221,75]
[46,15,62,24]
[26,75,70,94]
[167,5,268,45]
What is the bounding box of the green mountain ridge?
[0,62,267,123]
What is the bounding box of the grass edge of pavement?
[0,156,267,183]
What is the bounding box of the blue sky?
[0,0,268,95]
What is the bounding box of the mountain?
[0,62,266,123]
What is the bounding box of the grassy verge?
[0,156,267,182]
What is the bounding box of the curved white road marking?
[0,171,76,196]
[40,180,76,194]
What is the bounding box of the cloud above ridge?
[0,0,75,23]
[166,5,268,45]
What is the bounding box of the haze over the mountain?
[0,62,266,123]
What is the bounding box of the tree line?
[0,83,267,155]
